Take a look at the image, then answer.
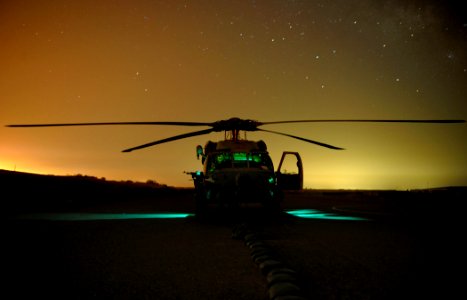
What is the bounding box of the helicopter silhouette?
[7,117,465,213]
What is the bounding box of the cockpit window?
[207,152,273,173]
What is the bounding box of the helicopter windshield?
[207,152,273,173]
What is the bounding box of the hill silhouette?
[0,169,192,213]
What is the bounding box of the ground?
[1,171,465,299]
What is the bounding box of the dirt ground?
[3,189,465,299]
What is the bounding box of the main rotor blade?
[6,121,213,128]
[258,129,344,150]
[122,128,215,153]
[260,119,466,125]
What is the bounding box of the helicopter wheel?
[263,190,283,215]
[264,200,281,215]
[194,190,207,216]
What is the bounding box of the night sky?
[1,0,466,189]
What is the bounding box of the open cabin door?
[276,152,303,190]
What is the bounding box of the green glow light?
[233,152,248,161]
[13,212,194,221]
[286,209,368,221]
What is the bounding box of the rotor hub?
[211,118,260,132]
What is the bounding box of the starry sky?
[1,0,466,189]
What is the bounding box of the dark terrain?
[1,170,465,299]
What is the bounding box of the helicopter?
[7,117,465,213]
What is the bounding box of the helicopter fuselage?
[190,139,284,211]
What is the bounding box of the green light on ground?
[286,209,368,221]
[13,212,194,221]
